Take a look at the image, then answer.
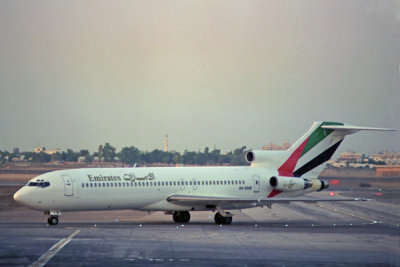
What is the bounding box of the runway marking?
[29,229,80,267]
[315,204,378,223]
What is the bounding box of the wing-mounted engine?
[269,176,329,192]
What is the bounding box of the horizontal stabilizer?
[321,125,395,132]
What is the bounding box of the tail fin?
[247,121,394,177]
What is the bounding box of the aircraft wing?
[166,195,374,206]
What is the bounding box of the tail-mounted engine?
[269,176,329,192]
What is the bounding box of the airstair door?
[62,175,74,196]
[253,175,260,193]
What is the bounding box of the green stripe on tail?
[300,122,344,158]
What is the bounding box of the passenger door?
[62,175,74,196]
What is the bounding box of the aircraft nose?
[13,187,29,206]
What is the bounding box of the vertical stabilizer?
[246,121,394,177]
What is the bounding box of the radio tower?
[164,134,168,152]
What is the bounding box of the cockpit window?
[27,181,50,188]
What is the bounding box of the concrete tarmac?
[0,188,399,266]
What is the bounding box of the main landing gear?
[45,211,61,225]
[214,212,232,225]
[173,211,191,223]
[171,211,233,225]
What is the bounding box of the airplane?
[13,121,394,225]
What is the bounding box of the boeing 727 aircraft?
[14,122,394,225]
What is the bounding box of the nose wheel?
[47,216,59,225]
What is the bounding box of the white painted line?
[29,229,80,267]
[315,204,378,223]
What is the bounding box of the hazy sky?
[1,1,399,155]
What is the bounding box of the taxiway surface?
[0,185,399,266]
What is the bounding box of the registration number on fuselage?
[239,186,252,191]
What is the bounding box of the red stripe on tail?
[278,137,309,177]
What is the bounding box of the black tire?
[214,212,232,225]
[48,216,58,225]
[214,212,224,224]
[173,211,190,223]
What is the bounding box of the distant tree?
[98,145,103,162]
[80,149,89,156]
[230,146,248,165]
[32,152,51,163]
[102,143,116,162]
[183,150,196,165]
[23,152,35,161]
[51,152,62,162]
[119,146,140,164]
[61,151,68,161]
[84,154,94,163]
[66,149,79,162]
[149,149,164,163]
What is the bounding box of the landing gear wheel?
[48,216,59,225]
[214,212,232,225]
[172,211,191,223]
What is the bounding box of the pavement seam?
[29,229,80,267]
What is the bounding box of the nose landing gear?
[48,216,59,225]
[44,211,61,225]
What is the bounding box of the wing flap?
[166,194,374,205]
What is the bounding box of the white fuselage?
[13,166,305,213]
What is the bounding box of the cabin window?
[86,183,89,187]
[82,183,84,188]
[228,181,230,185]
[94,183,97,187]
[150,182,153,186]
[134,182,137,186]
[212,181,215,185]
[173,181,176,186]
[177,181,180,186]
[146,182,149,186]
[99,183,101,188]
[185,181,188,186]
